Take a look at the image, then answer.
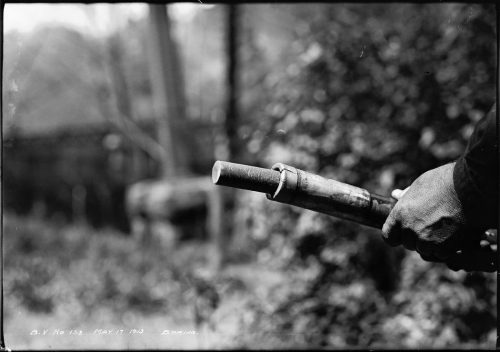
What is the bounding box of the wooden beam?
[146,4,188,178]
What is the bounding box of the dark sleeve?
[453,104,498,230]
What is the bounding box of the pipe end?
[212,160,222,184]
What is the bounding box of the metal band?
[267,163,299,203]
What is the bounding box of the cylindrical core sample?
[212,160,281,194]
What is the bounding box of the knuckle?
[420,253,441,263]
[381,226,402,247]
[382,214,398,234]
[400,230,416,251]
[415,240,432,256]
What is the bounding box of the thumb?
[382,212,401,247]
[391,187,409,200]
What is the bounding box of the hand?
[391,194,497,271]
[382,163,465,258]
[383,163,497,272]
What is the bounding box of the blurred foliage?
[4,211,495,349]
[230,2,496,348]
[2,5,224,135]
[239,4,495,184]
[2,212,279,349]
[231,193,495,348]
[5,213,179,317]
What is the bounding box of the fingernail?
[382,223,389,236]
[480,240,490,247]
[391,189,402,198]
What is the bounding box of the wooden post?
[496,4,499,350]
[225,4,240,162]
[146,4,188,178]
[0,3,5,349]
[218,4,242,268]
[208,187,223,271]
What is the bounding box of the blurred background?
[2,2,497,349]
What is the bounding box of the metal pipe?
[267,163,395,228]
[212,160,396,229]
[212,160,281,195]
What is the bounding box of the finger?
[400,228,416,251]
[480,240,490,248]
[415,241,451,261]
[391,189,404,200]
[391,187,409,200]
[433,246,453,261]
[415,240,433,257]
[381,214,402,247]
[418,252,443,263]
[483,229,497,244]
[443,229,470,253]
[446,255,462,272]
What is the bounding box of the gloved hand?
[382,162,497,272]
